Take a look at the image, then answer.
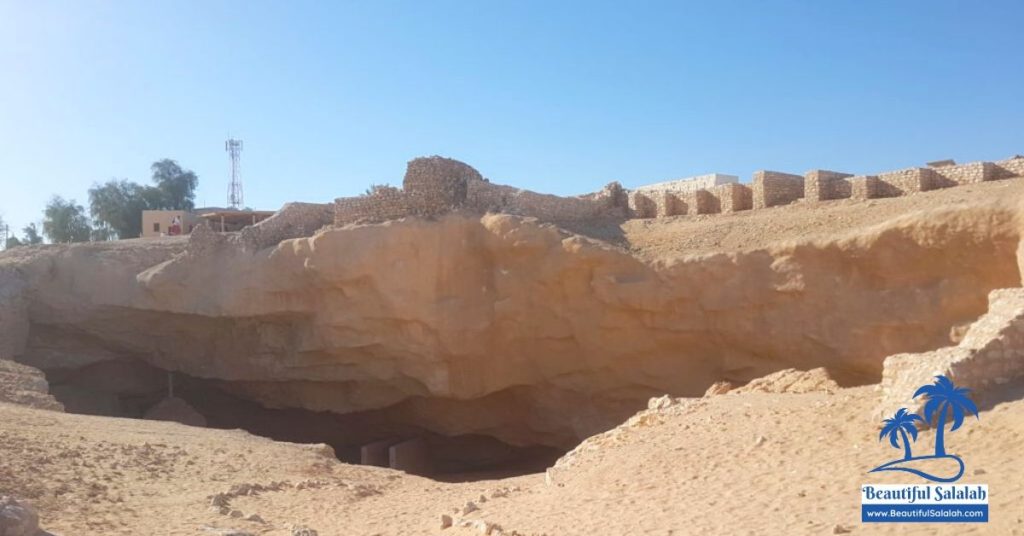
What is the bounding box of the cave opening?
[36,357,564,481]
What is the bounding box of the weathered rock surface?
[0,197,1021,448]
[0,360,63,412]
[879,287,1024,416]
[730,367,839,395]
[0,496,40,536]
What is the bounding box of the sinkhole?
[34,356,564,481]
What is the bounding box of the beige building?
[141,210,200,238]
[141,209,275,238]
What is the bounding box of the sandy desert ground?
[1,380,1021,535]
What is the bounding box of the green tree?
[42,196,92,243]
[5,236,22,248]
[151,159,198,211]
[90,225,116,242]
[22,223,43,245]
[88,179,162,239]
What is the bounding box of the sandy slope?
[619,179,1024,258]
[2,382,1021,535]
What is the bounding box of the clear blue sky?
[2,0,1023,235]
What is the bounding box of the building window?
[153,222,160,232]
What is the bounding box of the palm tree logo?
[879,408,923,461]
[869,375,980,483]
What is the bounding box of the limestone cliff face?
[3,203,1021,448]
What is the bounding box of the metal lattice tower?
[225,138,244,209]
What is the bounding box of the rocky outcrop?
[878,288,1024,416]
[0,267,29,360]
[0,496,40,536]
[1,197,1021,449]
[729,367,839,395]
[0,360,63,412]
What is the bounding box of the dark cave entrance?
[37,357,563,480]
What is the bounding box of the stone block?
[389,437,432,475]
[752,171,804,209]
[804,170,853,202]
[360,438,401,467]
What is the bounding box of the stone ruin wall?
[628,154,1024,220]
[183,202,335,257]
[235,202,335,252]
[752,171,805,209]
[628,182,753,218]
[185,153,1024,254]
[805,170,854,202]
[334,156,630,228]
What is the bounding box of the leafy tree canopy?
[22,223,43,245]
[42,196,92,243]
[89,180,160,239]
[150,159,198,211]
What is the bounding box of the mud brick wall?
[752,171,804,209]
[875,167,940,195]
[805,170,854,201]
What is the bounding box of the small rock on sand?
[0,496,40,536]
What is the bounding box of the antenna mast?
[225,138,244,209]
